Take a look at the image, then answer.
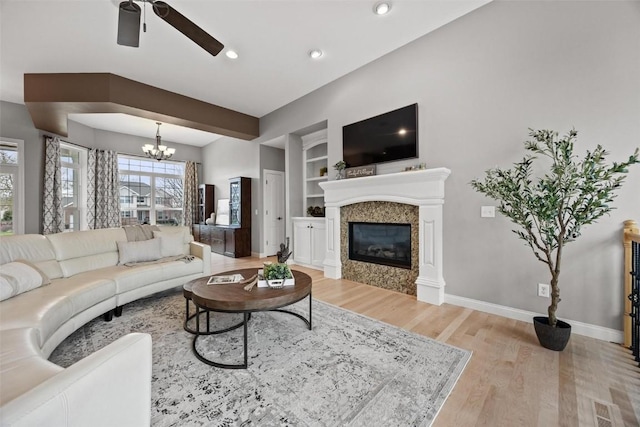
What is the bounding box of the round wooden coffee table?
[188,268,312,369]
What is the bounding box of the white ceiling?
[68,113,223,146]
[0,0,490,146]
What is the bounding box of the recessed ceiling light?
[309,49,323,59]
[225,50,238,59]
[374,2,391,15]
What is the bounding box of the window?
[0,139,24,235]
[60,143,87,232]
[118,156,184,226]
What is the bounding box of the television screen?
[342,104,418,168]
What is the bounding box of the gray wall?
[256,1,640,329]
[0,101,43,234]
[0,101,205,233]
[258,145,285,255]
[202,137,260,251]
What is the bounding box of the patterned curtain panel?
[87,149,121,229]
[183,161,198,227]
[42,136,64,235]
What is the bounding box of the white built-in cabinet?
[302,129,328,214]
[292,217,326,270]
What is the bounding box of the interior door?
[263,170,285,256]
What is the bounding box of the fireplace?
[349,222,411,269]
[319,167,451,304]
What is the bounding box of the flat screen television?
[342,103,418,168]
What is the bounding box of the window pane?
[155,176,183,226]
[0,145,18,165]
[0,172,15,235]
[60,147,79,164]
[118,156,183,226]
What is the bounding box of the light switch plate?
[481,206,495,218]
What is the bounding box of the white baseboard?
[444,294,624,344]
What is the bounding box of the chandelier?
[142,122,175,161]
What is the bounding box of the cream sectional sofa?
[0,226,211,426]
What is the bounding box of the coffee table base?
[191,293,312,369]
[184,297,249,336]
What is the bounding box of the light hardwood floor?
[211,254,640,427]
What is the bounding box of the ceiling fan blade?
[117,1,142,47]
[152,1,224,57]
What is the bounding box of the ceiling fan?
[117,0,224,57]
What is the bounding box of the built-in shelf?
[302,129,328,215]
[306,155,328,163]
[306,176,328,182]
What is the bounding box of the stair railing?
[623,219,639,364]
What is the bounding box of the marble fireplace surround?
[319,168,451,305]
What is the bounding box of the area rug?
[50,289,471,426]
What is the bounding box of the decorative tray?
[257,266,295,288]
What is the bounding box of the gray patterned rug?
[50,288,471,426]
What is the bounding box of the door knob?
[277,217,282,220]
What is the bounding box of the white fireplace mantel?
[318,167,451,305]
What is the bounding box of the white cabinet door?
[293,219,312,266]
[310,220,326,267]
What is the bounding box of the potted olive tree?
[471,129,638,351]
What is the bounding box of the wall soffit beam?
[24,73,259,141]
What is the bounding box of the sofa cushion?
[95,264,171,295]
[117,239,162,265]
[0,328,63,405]
[156,226,193,255]
[49,273,116,316]
[46,228,126,277]
[0,260,51,302]
[152,231,184,258]
[160,257,204,280]
[0,234,63,279]
[0,276,115,346]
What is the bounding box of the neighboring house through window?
[118,156,184,226]
[0,138,24,234]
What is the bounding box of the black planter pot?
[533,316,571,351]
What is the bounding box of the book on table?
[207,274,244,285]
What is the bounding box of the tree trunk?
[548,275,560,327]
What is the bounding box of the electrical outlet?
[481,206,495,218]
[537,283,550,298]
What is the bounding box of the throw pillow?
[0,260,51,302]
[117,238,162,265]
[152,231,185,258]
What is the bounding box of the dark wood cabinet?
[197,184,215,224]
[229,177,251,228]
[192,225,250,258]
[192,177,251,258]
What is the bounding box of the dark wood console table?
[192,225,250,258]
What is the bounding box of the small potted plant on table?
[263,262,294,289]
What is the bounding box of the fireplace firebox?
[348,222,411,269]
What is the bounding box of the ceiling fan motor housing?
[117,1,142,47]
